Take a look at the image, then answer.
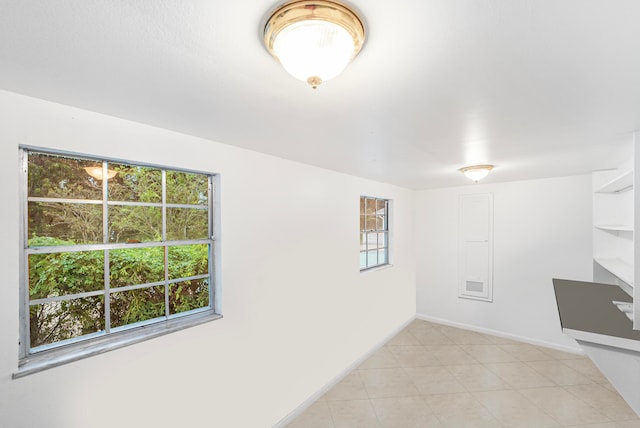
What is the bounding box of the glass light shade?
[84,166,117,181]
[459,165,494,182]
[264,0,366,89]
[273,20,355,85]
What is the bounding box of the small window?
[18,148,220,375]
[359,196,389,270]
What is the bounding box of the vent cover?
[466,281,484,293]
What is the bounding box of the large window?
[359,196,389,270]
[19,148,220,374]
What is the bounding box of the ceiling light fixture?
[459,165,494,183]
[263,0,366,89]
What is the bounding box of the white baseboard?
[273,315,416,428]
[415,313,584,355]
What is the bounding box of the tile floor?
[286,320,640,428]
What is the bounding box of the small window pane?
[110,247,164,288]
[359,251,367,269]
[110,286,165,328]
[360,233,367,251]
[169,279,209,315]
[29,251,104,299]
[166,171,208,205]
[360,214,365,231]
[166,208,208,241]
[376,215,386,230]
[28,202,103,245]
[28,152,102,200]
[366,232,377,251]
[365,215,377,231]
[365,198,376,215]
[366,250,378,267]
[109,206,162,243]
[377,232,386,249]
[168,244,209,279]
[108,164,162,203]
[30,296,105,348]
[376,199,387,214]
[378,249,387,264]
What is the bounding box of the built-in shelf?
[595,169,633,193]
[569,135,640,414]
[592,137,638,329]
[595,225,634,233]
[595,257,634,287]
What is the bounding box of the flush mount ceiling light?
[263,0,366,89]
[459,165,494,182]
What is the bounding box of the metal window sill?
[14,310,222,379]
[360,263,393,274]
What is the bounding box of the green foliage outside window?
[26,151,213,350]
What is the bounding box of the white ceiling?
[1,0,639,189]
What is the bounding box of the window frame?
[16,147,222,378]
[359,195,390,271]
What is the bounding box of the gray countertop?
[552,278,640,341]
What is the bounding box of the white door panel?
[459,194,494,301]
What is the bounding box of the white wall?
[0,90,416,428]
[415,176,593,351]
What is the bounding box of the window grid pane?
[30,295,105,349]
[24,150,215,354]
[359,196,389,270]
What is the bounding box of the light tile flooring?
[286,320,640,428]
